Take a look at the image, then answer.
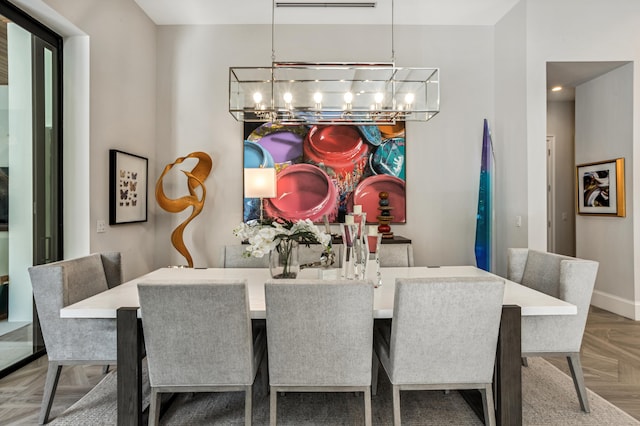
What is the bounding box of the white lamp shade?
[244,168,277,198]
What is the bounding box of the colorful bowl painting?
[353,174,406,223]
[304,125,369,210]
[263,164,338,222]
[244,140,275,168]
[243,122,407,224]
[243,141,276,221]
[378,123,405,139]
[248,122,306,167]
[357,125,383,146]
[370,138,405,180]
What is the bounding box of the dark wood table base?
[460,305,522,426]
[116,305,522,426]
[117,308,144,426]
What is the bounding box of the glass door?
[0,1,62,376]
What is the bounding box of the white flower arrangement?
[233,218,332,259]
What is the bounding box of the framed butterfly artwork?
[109,149,148,224]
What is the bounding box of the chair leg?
[481,384,496,426]
[269,387,277,426]
[372,352,379,396]
[392,384,401,426]
[102,365,110,374]
[521,357,528,367]
[39,362,62,425]
[148,389,161,426]
[567,353,590,413]
[260,350,269,397]
[245,385,252,426]
[364,387,372,426]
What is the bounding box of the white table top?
[60,265,577,319]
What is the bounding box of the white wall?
[494,1,528,276]
[547,100,576,257]
[525,0,640,319]
[35,0,158,281]
[155,24,494,268]
[575,64,634,315]
[22,0,640,319]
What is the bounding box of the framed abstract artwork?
[576,158,625,217]
[109,150,148,224]
[242,122,406,224]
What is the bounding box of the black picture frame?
[109,150,148,225]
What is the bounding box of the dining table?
[60,265,577,426]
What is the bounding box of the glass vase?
[269,240,299,279]
[341,223,357,279]
[365,231,383,287]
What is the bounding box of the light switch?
[516,216,522,227]
[97,220,106,233]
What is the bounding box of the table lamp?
[244,167,277,222]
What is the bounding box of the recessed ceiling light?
[551,86,563,92]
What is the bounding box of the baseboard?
[591,290,640,320]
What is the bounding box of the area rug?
[51,358,640,425]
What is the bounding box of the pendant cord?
[271,0,276,63]
[391,0,395,64]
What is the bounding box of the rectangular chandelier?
[229,62,440,125]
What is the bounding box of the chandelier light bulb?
[404,93,415,105]
[253,92,263,104]
[344,92,353,104]
[374,92,384,104]
[283,92,293,103]
[313,91,323,111]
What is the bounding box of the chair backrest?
[28,253,119,361]
[265,279,374,387]
[138,280,255,387]
[507,248,599,352]
[388,276,504,385]
[222,245,270,268]
[379,244,414,267]
[100,252,123,289]
[299,244,343,268]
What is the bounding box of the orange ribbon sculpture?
[155,152,212,267]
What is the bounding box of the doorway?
[546,135,556,253]
[0,0,63,376]
[546,61,630,258]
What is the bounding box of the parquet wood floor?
[0,356,107,425]
[0,305,639,424]
[545,306,640,420]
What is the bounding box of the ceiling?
[132,0,626,102]
[133,0,521,26]
[546,62,629,101]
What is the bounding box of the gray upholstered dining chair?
[28,252,122,424]
[299,243,343,268]
[372,276,505,426]
[508,248,599,412]
[222,245,270,267]
[378,243,414,267]
[265,279,374,426]
[138,280,266,426]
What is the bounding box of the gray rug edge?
[527,357,640,424]
[49,357,640,425]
